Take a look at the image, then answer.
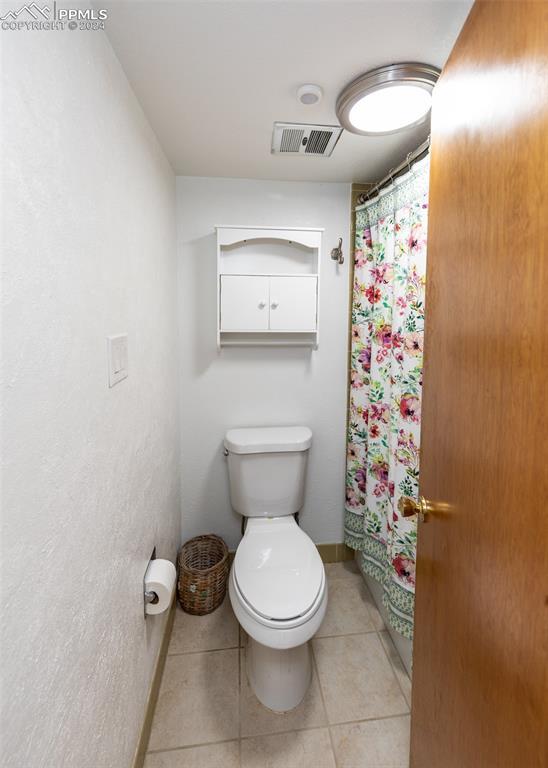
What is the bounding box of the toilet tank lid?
[224,426,312,454]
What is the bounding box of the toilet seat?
[232,567,325,630]
[233,517,324,624]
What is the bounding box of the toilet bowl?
[224,426,327,712]
[229,516,327,711]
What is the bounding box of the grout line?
[241,723,335,743]
[310,642,339,768]
[315,628,378,640]
[361,582,387,633]
[319,574,411,739]
[238,642,242,765]
[147,711,412,756]
[327,711,411,729]
[146,736,240,755]
[166,628,382,655]
[376,630,412,713]
[167,644,240,657]
[241,714,411,748]
[353,568,413,710]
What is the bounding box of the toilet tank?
[224,426,312,517]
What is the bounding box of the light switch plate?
[107,334,128,387]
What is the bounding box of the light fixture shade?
[336,63,440,136]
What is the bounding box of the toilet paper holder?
[144,547,158,612]
[144,590,159,605]
[143,551,177,617]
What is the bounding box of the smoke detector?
[296,84,323,105]
[271,122,342,157]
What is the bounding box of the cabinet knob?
[271,301,279,309]
[258,301,266,309]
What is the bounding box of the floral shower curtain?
[344,156,429,640]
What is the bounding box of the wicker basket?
[177,534,229,615]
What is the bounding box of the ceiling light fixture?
[336,63,440,135]
[297,84,323,106]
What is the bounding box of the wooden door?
[410,3,548,767]
[220,275,269,331]
[268,276,318,331]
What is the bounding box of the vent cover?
[271,122,342,157]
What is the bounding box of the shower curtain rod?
[356,135,430,208]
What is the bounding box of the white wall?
[1,24,179,768]
[177,177,351,550]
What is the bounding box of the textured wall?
[177,177,351,550]
[1,22,179,768]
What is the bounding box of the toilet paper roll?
[144,558,176,615]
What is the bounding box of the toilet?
[224,425,327,713]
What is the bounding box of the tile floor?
[145,560,412,768]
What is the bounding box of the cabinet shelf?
[220,329,317,334]
[219,271,319,278]
[216,226,321,348]
[219,331,317,348]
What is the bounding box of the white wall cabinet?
[220,276,269,331]
[221,275,317,332]
[216,225,322,347]
[269,276,317,331]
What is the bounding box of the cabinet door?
[269,276,318,331]
[220,275,269,331]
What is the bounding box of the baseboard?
[316,542,355,563]
[131,596,176,768]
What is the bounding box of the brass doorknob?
[398,495,431,522]
[398,496,451,522]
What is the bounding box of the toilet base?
[246,637,312,712]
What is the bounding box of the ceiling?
[101,0,473,183]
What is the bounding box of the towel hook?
[331,237,344,265]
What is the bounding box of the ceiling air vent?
[271,122,342,157]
